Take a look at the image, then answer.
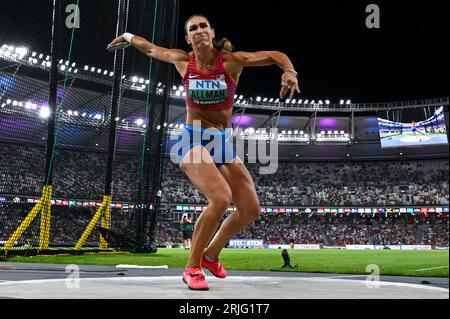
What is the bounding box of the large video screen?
[377,106,448,148]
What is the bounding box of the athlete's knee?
[208,188,232,214]
[248,201,261,221]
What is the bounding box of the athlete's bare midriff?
[186,107,233,130]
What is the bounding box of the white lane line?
[115,265,168,269]
[413,266,449,272]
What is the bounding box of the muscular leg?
[180,146,233,268]
[204,157,261,260]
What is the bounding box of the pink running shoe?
[201,255,228,279]
[182,267,209,291]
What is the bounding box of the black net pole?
[105,0,128,196]
[135,0,179,252]
[44,0,64,187]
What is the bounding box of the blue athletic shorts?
[174,124,237,168]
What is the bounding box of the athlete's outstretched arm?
[107,34,189,65]
[231,51,300,100]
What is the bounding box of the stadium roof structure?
[1,50,449,160]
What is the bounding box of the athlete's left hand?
[280,72,301,101]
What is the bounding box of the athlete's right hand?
[107,35,125,52]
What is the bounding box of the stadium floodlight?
[310,100,315,105]
[68,68,72,72]
[31,52,36,57]
[172,85,177,91]
[178,85,184,92]
[239,95,244,100]
[182,92,187,97]
[8,46,14,52]
[269,98,274,103]
[300,131,304,135]
[282,130,286,134]
[304,100,309,104]
[135,118,144,126]
[288,130,292,135]
[164,122,168,127]
[346,100,351,105]
[65,60,69,66]
[67,110,73,116]
[256,97,262,102]
[46,61,51,67]
[328,131,332,135]
[84,65,89,71]
[234,95,238,100]
[6,99,11,105]
[40,106,51,119]
[319,100,323,105]
[139,78,145,84]
[110,72,114,77]
[60,65,66,71]
[157,82,162,87]
[91,67,96,72]
[94,114,102,120]
[298,99,302,104]
[33,58,38,64]
[286,99,290,104]
[340,100,345,105]
[59,59,63,64]
[304,134,309,138]
[263,98,268,102]
[12,100,18,106]
[131,76,138,83]
[340,131,345,135]
[236,100,241,105]
[169,123,174,128]
[294,130,299,134]
[115,117,120,122]
[180,124,184,129]
[82,112,87,117]
[73,111,79,116]
[326,100,330,105]
[97,69,102,74]
[334,131,339,134]
[291,99,296,104]
[175,90,181,96]
[15,47,28,58]
[320,131,325,135]
[74,69,78,74]
[17,102,23,107]
[145,80,150,85]
[103,70,108,75]
[157,125,161,130]
[1,103,5,108]
[275,98,280,103]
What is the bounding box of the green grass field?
[4,249,449,277]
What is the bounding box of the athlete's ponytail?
[213,37,234,52]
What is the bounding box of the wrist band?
[123,33,135,44]
[285,68,298,77]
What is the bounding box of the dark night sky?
[0,0,448,103]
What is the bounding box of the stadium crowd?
[1,144,448,248]
[1,144,448,207]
